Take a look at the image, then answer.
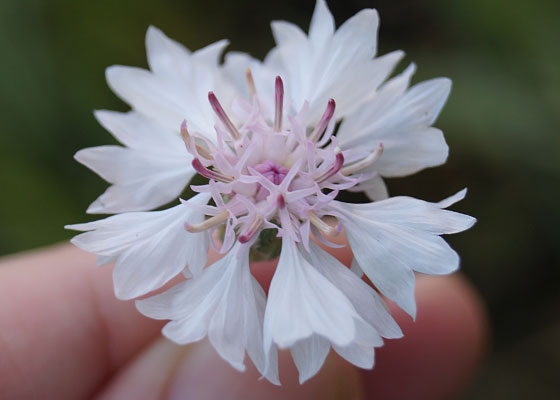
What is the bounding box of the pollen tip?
[334,152,344,170]
[180,120,189,140]
[327,102,335,116]
[238,234,250,243]
[245,68,256,99]
[309,98,337,142]
[277,194,286,209]
[184,222,194,232]
[208,91,218,107]
[327,98,336,113]
[274,76,284,132]
[207,90,241,140]
[191,158,203,171]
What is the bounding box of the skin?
[0,241,488,400]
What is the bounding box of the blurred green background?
[0,0,558,398]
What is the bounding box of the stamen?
[309,212,340,237]
[185,210,230,233]
[180,120,189,143]
[315,150,344,183]
[308,99,336,143]
[274,76,284,132]
[180,120,212,159]
[245,68,256,100]
[192,158,234,183]
[238,215,264,243]
[277,194,286,209]
[208,91,241,140]
[340,143,384,176]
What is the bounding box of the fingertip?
[164,342,364,400]
[0,244,165,398]
[362,273,489,399]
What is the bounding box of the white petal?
[339,71,451,177]
[192,39,229,66]
[106,39,231,135]
[318,50,404,122]
[372,127,449,177]
[337,209,417,317]
[337,63,416,145]
[207,249,254,371]
[162,314,208,344]
[271,20,306,47]
[305,242,402,339]
[263,239,359,351]
[136,245,280,384]
[83,110,194,213]
[333,8,379,60]
[406,78,452,126]
[333,343,374,369]
[75,145,194,213]
[106,66,187,132]
[246,278,280,385]
[360,191,477,234]
[94,110,185,155]
[350,257,364,277]
[223,51,261,99]
[308,0,335,46]
[96,254,116,266]
[145,26,191,77]
[437,188,467,208]
[261,1,399,123]
[67,194,211,299]
[333,192,475,317]
[364,174,389,201]
[290,335,330,384]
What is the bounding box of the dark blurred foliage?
[0,0,558,397]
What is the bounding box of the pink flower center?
[253,160,290,202]
[182,74,384,251]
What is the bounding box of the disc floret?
[183,76,382,255]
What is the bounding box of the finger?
[96,338,364,400]
[0,240,257,400]
[0,244,165,399]
[94,338,193,400]
[361,273,489,400]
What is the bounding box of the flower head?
[67,0,475,384]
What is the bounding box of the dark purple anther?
[315,151,345,183]
[192,158,233,183]
[208,91,241,140]
[274,76,284,132]
[309,99,336,142]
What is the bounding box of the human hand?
[0,243,487,399]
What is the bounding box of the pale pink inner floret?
[183,74,383,250]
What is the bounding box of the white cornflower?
[67,0,475,384]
